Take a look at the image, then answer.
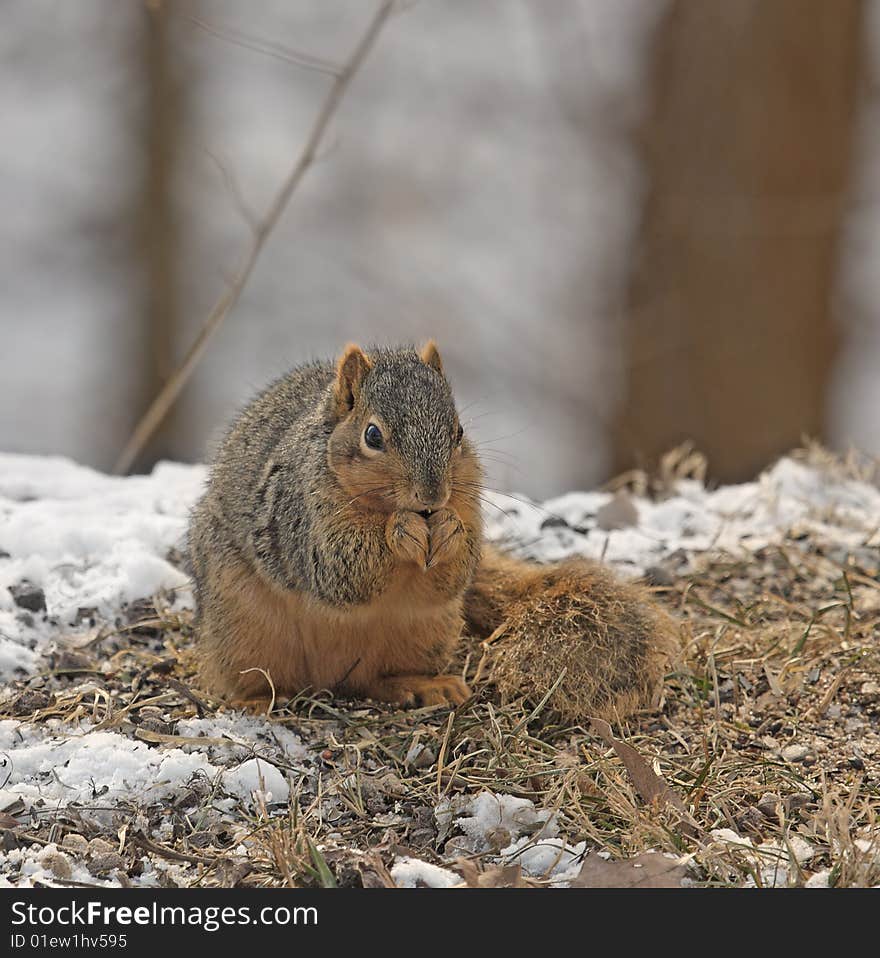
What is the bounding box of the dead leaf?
[571,851,688,888]
[454,859,530,888]
[591,718,699,836]
[354,853,397,889]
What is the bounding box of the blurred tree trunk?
[612,0,865,482]
[129,0,183,472]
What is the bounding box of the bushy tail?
[463,545,678,722]
[462,544,541,639]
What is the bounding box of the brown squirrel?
[188,342,673,715]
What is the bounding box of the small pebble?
[643,565,675,587]
[781,744,809,763]
[9,581,46,613]
[539,515,568,531]
[412,747,436,770]
[136,706,165,720]
[52,650,91,672]
[61,833,89,855]
[88,853,125,877]
[757,793,781,818]
[484,826,513,852]
[596,491,639,531]
[88,837,115,857]
[138,718,171,736]
[41,851,72,880]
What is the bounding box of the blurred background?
[2,0,879,498]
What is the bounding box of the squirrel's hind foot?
[365,673,471,708]
[224,694,285,715]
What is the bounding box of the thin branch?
[113,0,397,475]
[185,13,343,78]
[204,148,259,231]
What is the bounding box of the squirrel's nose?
[412,485,450,513]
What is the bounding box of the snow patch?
[485,457,880,576]
[221,757,289,806]
[0,453,205,676]
[450,791,557,849]
[391,857,461,889]
[0,721,216,810]
[437,790,586,885]
[708,828,819,888]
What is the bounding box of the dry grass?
[1,450,878,888]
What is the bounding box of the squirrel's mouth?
[417,509,434,519]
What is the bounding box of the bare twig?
[185,13,343,77]
[114,1,397,474]
[205,149,259,232]
[132,833,219,866]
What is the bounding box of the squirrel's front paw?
[386,511,429,568]
[426,507,465,569]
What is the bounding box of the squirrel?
[188,342,673,714]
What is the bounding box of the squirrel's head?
[326,342,480,514]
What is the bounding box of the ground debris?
[1,449,878,887]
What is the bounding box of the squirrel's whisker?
[476,486,575,528]
[347,484,393,503]
[461,410,499,427]
[470,453,520,471]
[451,483,518,521]
[471,425,533,446]
[473,454,523,473]
[455,398,484,415]
[452,478,572,528]
[333,486,395,519]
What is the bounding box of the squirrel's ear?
[419,339,443,374]
[334,344,371,416]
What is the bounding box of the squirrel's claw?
[365,673,471,708]
[385,510,430,568]
[425,508,464,569]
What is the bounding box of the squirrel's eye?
[456,424,464,446]
[364,423,384,451]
